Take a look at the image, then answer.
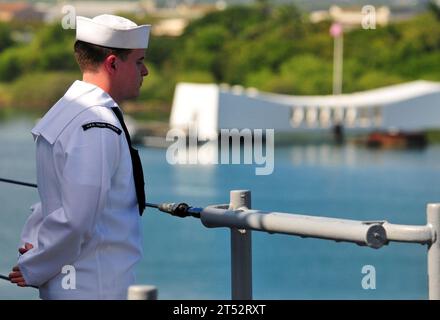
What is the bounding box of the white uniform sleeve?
[18,124,121,286]
[19,202,43,249]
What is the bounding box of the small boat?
[366,130,427,148]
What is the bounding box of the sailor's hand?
[18,242,33,255]
[9,266,27,287]
[9,243,33,287]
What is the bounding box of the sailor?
[8,14,150,299]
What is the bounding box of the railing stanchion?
[230,190,252,300]
[127,285,158,300]
[428,204,440,300]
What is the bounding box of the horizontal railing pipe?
[200,205,387,249]
[382,222,434,244]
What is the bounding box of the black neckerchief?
[111,107,146,215]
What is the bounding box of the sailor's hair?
[73,40,132,72]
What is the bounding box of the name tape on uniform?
[82,122,122,135]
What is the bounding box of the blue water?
[1,118,439,299]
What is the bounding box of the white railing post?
[428,204,440,300]
[230,190,252,300]
[127,285,158,300]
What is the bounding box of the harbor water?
[1,118,439,299]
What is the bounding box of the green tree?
[179,25,230,80]
[32,23,74,48]
[183,6,264,37]
[9,71,79,110]
[0,23,14,53]
[246,55,333,95]
[429,0,440,20]
[36,41,77,71]
[0,47,35,82]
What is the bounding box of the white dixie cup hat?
[76,14,151,49]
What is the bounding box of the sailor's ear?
[104,55,118,73]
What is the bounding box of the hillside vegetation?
[1,3,439,121]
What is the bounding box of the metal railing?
[131,189,439,300]
[1,178,437,299]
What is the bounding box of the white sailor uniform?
[18,80,143,299]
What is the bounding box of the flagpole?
[330,22,345,143]
[330,22,344,95]
[333,31,343,95]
